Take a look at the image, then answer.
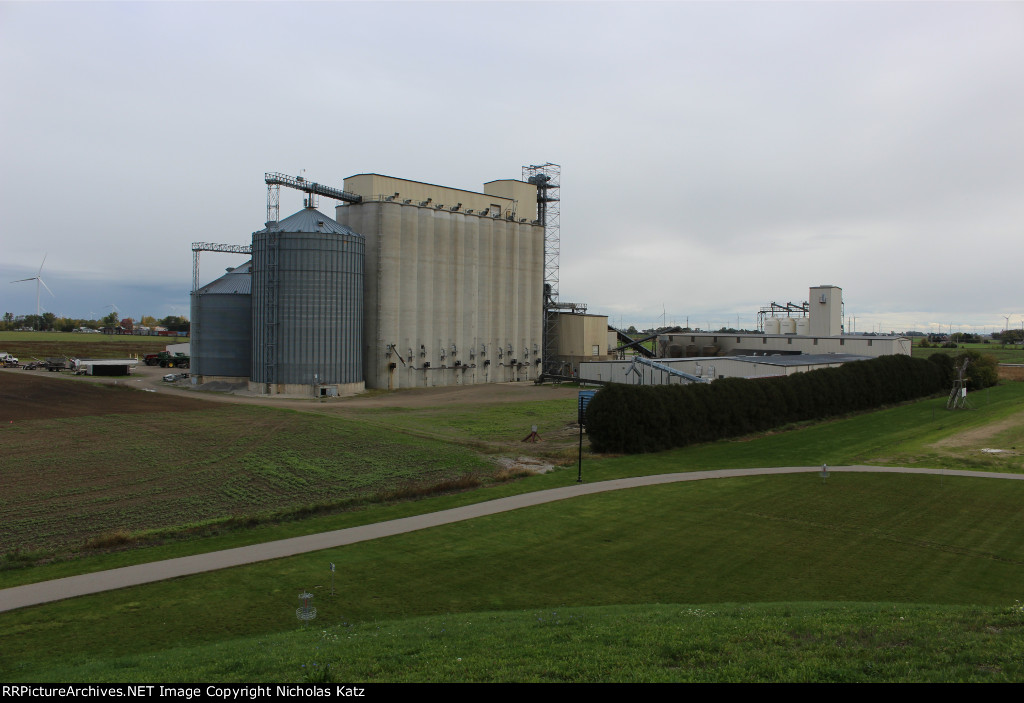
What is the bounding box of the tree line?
[586,352,999,454]
[1,312,189,333]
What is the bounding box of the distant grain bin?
[250,207,364,396]
[190,261,252,379]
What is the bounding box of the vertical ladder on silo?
[265,230,279,387]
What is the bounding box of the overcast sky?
[2,1,1022,333]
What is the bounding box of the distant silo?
[250,207,364,396]
[190,261,252,379]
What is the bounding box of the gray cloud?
[1,1,1021,332]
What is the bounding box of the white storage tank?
[780,317,797,334]
[795,317,810,335]
[765,318,781,335]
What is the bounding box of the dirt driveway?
[1,365,580,417]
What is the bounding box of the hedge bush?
[587,355,948,454]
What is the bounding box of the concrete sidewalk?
[2,465,1020,613]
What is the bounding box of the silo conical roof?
[196,260,252,295]
[255,208,363,237]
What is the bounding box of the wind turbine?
[11,254,54,317]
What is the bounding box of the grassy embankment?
[2,381,1023,681]
[4,470,1024,682]
[27,602,1024,683]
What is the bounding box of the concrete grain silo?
[250,207,364,396]
[335,174,544,390]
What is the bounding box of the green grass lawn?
[4,472,1024,681]
[911,340,1024,364]
[31,602,1024,683]
[341,399,580,456]
[3,380,1024,682]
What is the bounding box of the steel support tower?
[524,163,561,379]
[191,242,252,292]
[264,172,363,224]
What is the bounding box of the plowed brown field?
[1,372,212,421]
[0,371,496,556]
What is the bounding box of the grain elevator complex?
[191,166,553,396]
[191,164,910,397]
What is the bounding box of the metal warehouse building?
[579,353,876,385]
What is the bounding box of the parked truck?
[45,358,67,372]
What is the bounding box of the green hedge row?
[586,355,948,454]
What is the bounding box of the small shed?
[73,358,139,376]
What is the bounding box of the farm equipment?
[45,358,67,372]
[156,351,190,368]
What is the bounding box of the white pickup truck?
[0,352,19,367]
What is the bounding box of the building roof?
[589,353,873,367]
[255,207,363,237]
[195,260,252,295]
[663,332,909,341]
[730,353,873,367]
[348,173,501,200]
[75,358,139,365]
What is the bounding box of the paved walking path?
[2,465,1022,613]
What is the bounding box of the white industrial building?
[580,353,875,385]
[658,331,911,359]
[659,286,910,359]
[579,286,911,386]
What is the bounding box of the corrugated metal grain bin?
[250,207,364,391]
[191,260,252,378]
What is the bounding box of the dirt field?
[998,364,1024,381]
[3,369,533,555]
[1,338,175,362]
[930,408,1024,452]
[3,363,580,414]
[1,370,212,421]
[330,381,580,408]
